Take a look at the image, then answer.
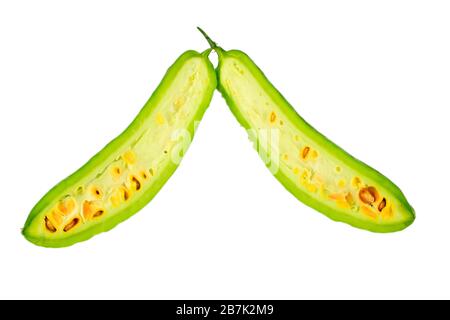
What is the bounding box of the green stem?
[197,27,218,49]
[201,48,213,57]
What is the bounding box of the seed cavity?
[44,216,57,233]
[378,198,387,212]
[63,218,79,232]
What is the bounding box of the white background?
[1,0,449,300]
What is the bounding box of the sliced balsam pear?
[198,29,415,232]
[23,50,216,247]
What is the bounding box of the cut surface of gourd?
[23,50,216,247]
[217,49,414,232]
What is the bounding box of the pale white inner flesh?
[37,57,210,237]
[220,57,407,225]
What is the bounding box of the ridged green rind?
[23,50,217,247]
[217,49,414,233]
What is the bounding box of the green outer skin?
[216,49,415,233]
[23,50,217,247]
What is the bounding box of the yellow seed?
[109,187,129,207]
[233,62,244,74]
[156,113,165,125]
[306,184,317,193]
[361,206,377,219]
[337,179,346,189]
[301,169,310,182]
[314,174,324,184]
[293,167,299,174]
[123,150,136,165]
[352,177,361,188]
[311,150,318,159]
[320,185,329,198]
[345,192,354,205]
[174,97,185,110]
[110,193,121,208]
[381,205,394,219]
[294,135,300,142]
[83,200,104,220]
[110,186,128,207]
[329,193,344,201]
[83,200,94,219]
[270,112,277,123]
[335,166,342,173]
[189,74,196,83]
[282,153,289,161]
[57,197,76,215]
[336,200,350,209]
[51,210,64,225]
